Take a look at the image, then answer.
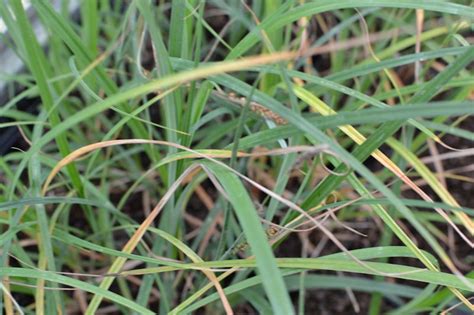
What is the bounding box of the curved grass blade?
[199,162,294,315]
[227,1,474,59]
[0,268,154,315]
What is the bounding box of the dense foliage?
[0,1,473,314]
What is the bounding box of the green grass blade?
[203,162,295,315]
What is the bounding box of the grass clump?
[0,1,473,314]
